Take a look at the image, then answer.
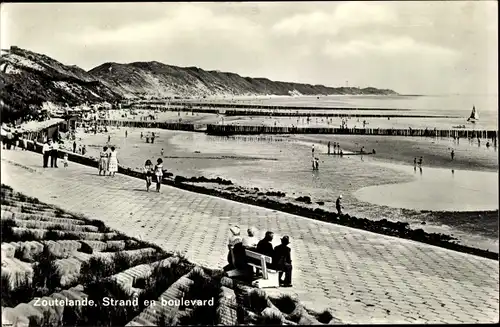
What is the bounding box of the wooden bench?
[227,247,280,288]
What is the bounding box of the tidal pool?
[354,161,499,211]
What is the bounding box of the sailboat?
[467,105,479,123]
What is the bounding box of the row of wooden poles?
[135,101,407,111]
[205,125,498,139]
[101,120,196,131]
[130,105,428,118]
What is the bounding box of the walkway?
[1,150,498,324]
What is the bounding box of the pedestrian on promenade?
[154,158,164,192]
[242,227,258,249]
[51,139,59,168]
[108,146,118,177]
[336,195,343,215]
[82,145,87,156]
[22,135,27,151]
[273,236,293,287]
[98,146,109,176]
[42,140,51,168]
[144,159,154,192]
[73,141,76,153]
[63,153,69,168]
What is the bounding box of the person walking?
[51,139,59,168]
[125,130,128,138]
[107,146,118,177]
[273,236,293,287]
[418,156,423,167]
[154,158,164,192]
[140,132,143,139]
[22,135,27,151]
[336,195,343,215]
[108,135,111,143]
[451,149,455,160]
[144,159,154,192]
[73,141,77,153]
[314,157,319,170]
[161,148,164,157]
[42,140,51,168]
[333,142,337,154]
[413,157,417,167]
[82,145,87,156]
[311,144,315,157]
[98,146,109,176]
[327,141,331,155]
[63,153,69,168]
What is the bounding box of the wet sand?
[292,134,498,172]
[70,127,498,252]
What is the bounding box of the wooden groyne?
[206,124,498,139]
[100,120,196,131]
[134,101,412,111]
[223,110,456,118]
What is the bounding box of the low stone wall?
[17,140,498,260]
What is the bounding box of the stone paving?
[1,150,499,324]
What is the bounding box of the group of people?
[143,158,164,192]
[140,131,157,144]
[41,138,68,168]
[327,141,343,156]
[225,227,293,287]
[98,146,119,177]
[72,141,87,156]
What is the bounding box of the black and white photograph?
[0,1,498,325]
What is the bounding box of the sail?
[467,105,479,121]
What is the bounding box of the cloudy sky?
[1,1,497,95]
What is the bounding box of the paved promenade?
[1,150,498,324]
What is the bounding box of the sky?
[1,1,497,95]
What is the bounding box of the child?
[63,153,69,168]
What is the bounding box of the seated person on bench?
[273,235,293,287]
[224,226,246,271]
[242,227,258,250]
[250,231,275,276]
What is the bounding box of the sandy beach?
[69,124,498,253]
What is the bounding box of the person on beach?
[314,157,319,170]
[51,139,59,168]
[82,145,87,156]
[333,142,336,154]
[144,159,154,192]
[108,135,111,143]
[327,141,331,155]
[73,141,77,153]
[98,146,109,176]
[311,144,315,157]
[451,149,455,160]
[140,132,143,139]
[125,130,128,138]
[151,134,155,144]
[154,158,164,192]
[312,158,316,170]
[63,153,69,168]
[336,195,343,215]
[22,135,27,151]
[413,157,417,167]
[418,157,423,167]
[42,140,51,168]
[273,236,293,287]
[108,146,118,177]
[161,148,164,157]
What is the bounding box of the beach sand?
[69,126,498,252]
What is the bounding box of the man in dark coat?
[256,231,274,258]
[273,236,293,287]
